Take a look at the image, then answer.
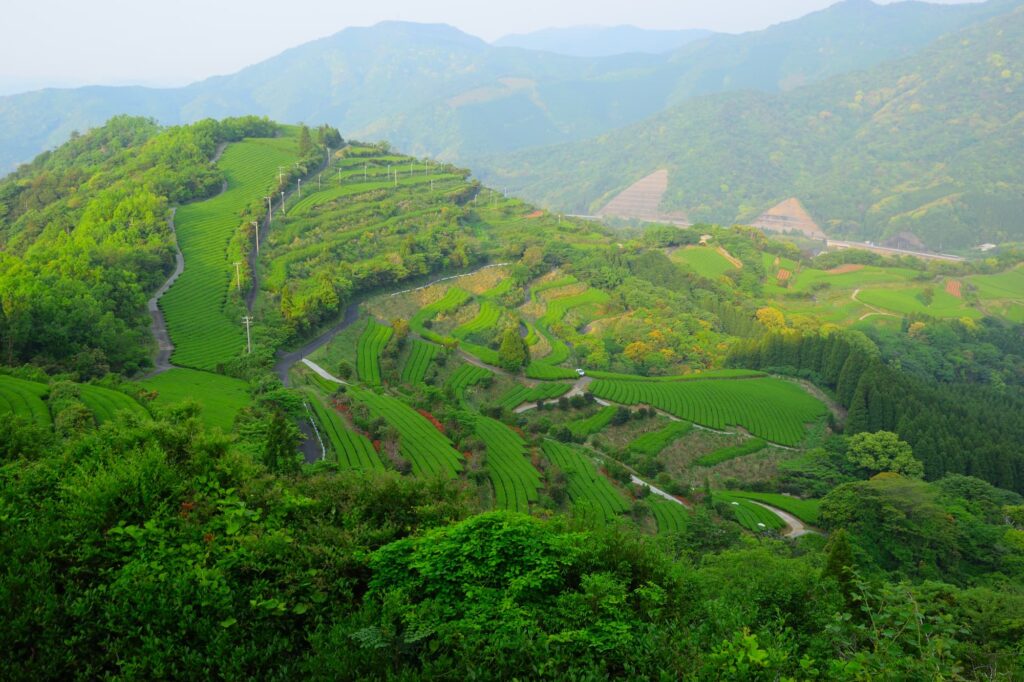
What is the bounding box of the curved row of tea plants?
[648,497,690,534]
[400,339,440,384]
[356,320,393,386]
[476,416,541,513]
[714,492,787,532]
[307,395,384,471]
[496,382,572,410]
[628,421,692,456]
[541,440,630,521]
[0,375,52,426]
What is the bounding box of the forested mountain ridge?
[0,0,1016,172]
[479,3,1024,250]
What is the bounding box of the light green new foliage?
[139,368,252,431]
[356,320,393,386]
[446,364,493,401]
[695,438,768,467]
[452,301,503,339]
[590,377,826,446]
[162,136,299,370]
[475,416,541,513]
[79,385,150,424]
[542,440,630,521]
[724,491,821,524]
[0,375,51,426]
[496,382,572,409]
[410,288,472,344]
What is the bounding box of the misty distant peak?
[494,25,714,57]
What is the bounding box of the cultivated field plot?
[0,375,51,426]
[446,364,493,401]
[724,491,821,524]
[628,421,692,456]
[400,339,440,384]
[476,416,541,513]
[542,440,630,521]
[351,388,463,478]
[307,396,384,470]
[589,377,826,446]
[139,368,252,431]
[287,172,463,217]
[357,320,393,385]
[568,406,617,438]
[714,492,786,532]
[79,385,150,424]
[856,286,982,319]
[967,265,1024,301]
[496,382,572,409]
[538,288,610,328]
[410,287,472,344]
[694,438,768,467]
[162,136,298,370]
[672,246,738,280]
[648,497,690,533]
[452,301,503,339]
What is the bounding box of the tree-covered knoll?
[0,115,276,376]
[482,4,1024,248]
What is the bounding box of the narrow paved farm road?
[851,288,899,321]
[302,358,348,385]
[748,500,820,538]
[630,475,692,509]
[144,208,185,377]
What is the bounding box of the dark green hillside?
[484,4,1024,249]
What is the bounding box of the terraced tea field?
[161,136,298,370]
[476,416,541,512]
[542,440,630,521]
[446,364,493,401]
[694,438,768,467]
[714,491,786,532]
[400,340,440,384]
[410,288,472,344]
[139,368,252,431]
[589,377,826,446]
[723,491,821,524]
[0,375,51,426]
[496,382,572,410]
[672,246,738,280]
[628,421,692,455]
[356,320,393,385]
[648,497,690,533]
[568,406,617,438]
[307,396,384,470]
[79,385,149,424]
[351,388,463,478]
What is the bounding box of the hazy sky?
[0,0,979,94]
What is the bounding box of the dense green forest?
[2,116,1023,679]
[482,4,1024,249]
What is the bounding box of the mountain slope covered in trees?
[0,0,1016,172]
[478,4,1024,249]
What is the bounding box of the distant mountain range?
[493,26,715,57]
[477,3,1024,249]
[0,0,1013,173]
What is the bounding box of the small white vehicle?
[575,368,586,377]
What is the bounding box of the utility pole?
[337,167,342,183]
[233,262,242,290]
[280,191,285,215]
[364,162,367,181]
[278,167,285,185]
[297,178,302,197]
[242,316,253,354]
[264,196,272,223]
[252,220,260,255]
[318,173,321,190]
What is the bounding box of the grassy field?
[589,377,826,446]
[139,368,252,431]
[0,375,51,426]
[672,246,737,280]
[856,286,982,319]
[162,136,298,370]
